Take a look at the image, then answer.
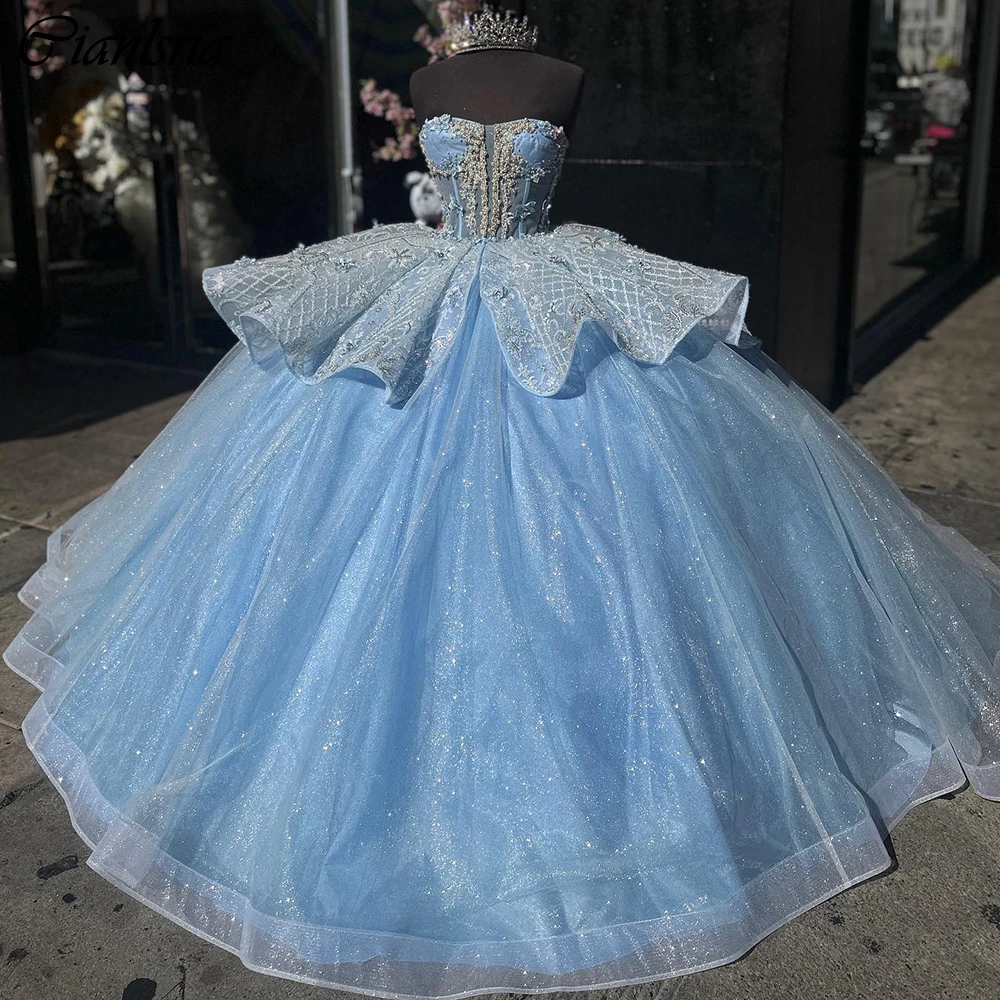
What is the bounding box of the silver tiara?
[448,5,539,55]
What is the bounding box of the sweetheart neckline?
[419,113,569,143]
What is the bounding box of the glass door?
[852,0,996,338]
[18,0,330,367]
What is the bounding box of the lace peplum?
[202,117,757,401]
[419,115,568,240]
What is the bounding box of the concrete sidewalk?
[1,280,999,1000]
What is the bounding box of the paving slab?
[902,489,1000,565]
[0,352,201,445]
[0,520,48,729]
[0,395,193,530]
[837,278,1000,506]
[0,520,48,594]
[665,788,1000,1000]
[0,733,341,1000]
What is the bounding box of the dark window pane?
[855,0,979,328]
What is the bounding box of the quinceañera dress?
[6,110,1000,998]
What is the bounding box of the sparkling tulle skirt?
[5,288,1000,998]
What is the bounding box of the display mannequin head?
[410,7,584,133]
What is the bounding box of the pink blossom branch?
[23,0,82,79]
[0,1,81,162]
[359,0,482,161]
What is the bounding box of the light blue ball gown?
[6,113,1000,998]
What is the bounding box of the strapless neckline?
[419,113,569,144]
[418,113,570,239]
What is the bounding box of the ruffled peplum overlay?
[200,222,755,400]
[6,215,1000,999]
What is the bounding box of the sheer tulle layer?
[5,297,1000,998]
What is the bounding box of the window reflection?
[18,3,327,356]
[855,0,978,328]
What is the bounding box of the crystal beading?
[448,4,539,54]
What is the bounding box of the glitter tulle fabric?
[6,116,1000,999]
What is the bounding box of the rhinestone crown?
[448,5,539,55]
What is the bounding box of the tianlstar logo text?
[21,16,232,70]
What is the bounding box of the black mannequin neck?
[410,49,585,135]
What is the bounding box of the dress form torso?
[410,49,585,133]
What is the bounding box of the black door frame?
[775,0,871,408]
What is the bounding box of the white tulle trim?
[6,611,998,998]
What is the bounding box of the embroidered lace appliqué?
[203,118,754,401]
[419,115,568,240]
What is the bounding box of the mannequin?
[410,48,585,135]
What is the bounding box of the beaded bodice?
[419,114,569,240]
[203,116,757,401]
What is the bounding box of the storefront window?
[854,0,980,328]
[17,1,328,360]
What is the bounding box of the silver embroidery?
[420,114,568,239]
[203,119,753,401]
[481,223,750,395]
[202,223,480,399]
